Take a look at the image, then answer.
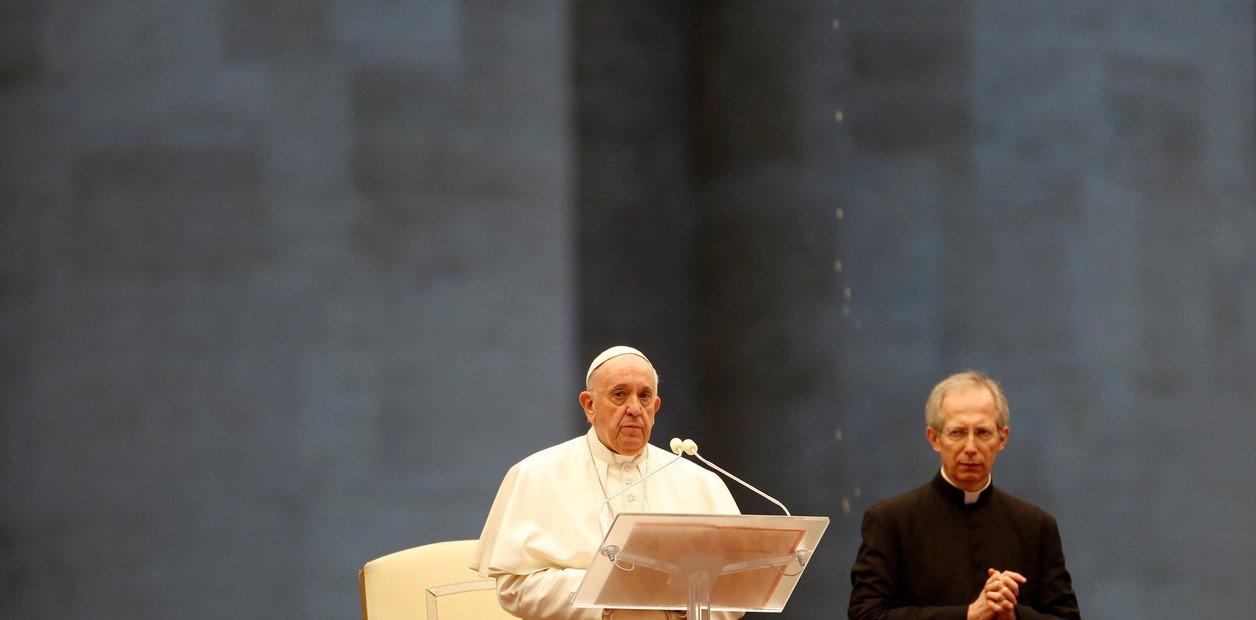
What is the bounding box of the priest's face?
[925,385,1010,492]
[579,355,661,455]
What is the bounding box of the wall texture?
[1,1,1253,618]
[782,1,1255,616]
[574,2,702,437]
[1,1,573,617]
[618,1,1253,616]
[578,1,1255,617]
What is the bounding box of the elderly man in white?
[472,346,742,619]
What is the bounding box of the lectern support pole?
[685,570,711,620]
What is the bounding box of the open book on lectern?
[573,513,829,614]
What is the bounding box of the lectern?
[573,513,829,618]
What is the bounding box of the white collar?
[585,427,647,465]
[939,466,990,505]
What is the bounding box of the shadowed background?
[2,1,1253,618]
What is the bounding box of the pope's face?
[579,355,661,456]
[925,386,1010,492]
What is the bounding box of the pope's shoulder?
[509,434,589,472]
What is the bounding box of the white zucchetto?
[585,345,651,384]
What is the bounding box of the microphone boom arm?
[691,451,792,517]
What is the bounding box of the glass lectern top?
[574,513,829,613]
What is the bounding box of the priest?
[472,346,743,619]
[848,371,1081,619]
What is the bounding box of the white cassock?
[471,428,744,619]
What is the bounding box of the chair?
[359,539,514,620]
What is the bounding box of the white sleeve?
[496,571,743,620]
[495,569,602,620]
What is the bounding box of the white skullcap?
[585,346,651,384]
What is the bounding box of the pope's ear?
[579,391,595,422]
[998,425,1010,450]
[925,426,942,453]
[652,395,662,413]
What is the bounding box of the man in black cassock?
[848,371,1080,620]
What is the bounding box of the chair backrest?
[359,539,514,620]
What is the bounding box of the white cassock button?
[627,494,636,502]
[626,479,636,485]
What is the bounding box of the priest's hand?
[980,568,1026,619]
[967,568,1025,619]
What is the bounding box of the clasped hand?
[967,568,1026,620]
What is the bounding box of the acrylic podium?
[573,513,829,618]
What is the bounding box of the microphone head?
[669,437,684,455]
[682,439,698,455]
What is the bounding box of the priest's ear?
[579,390,595,423]
[925,426,942,453]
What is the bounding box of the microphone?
[685,438,792,517]
[670,437,697,455]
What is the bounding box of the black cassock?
[849,472,1081,619]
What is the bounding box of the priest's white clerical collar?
[585,427,646,465]
[939,467,990,504]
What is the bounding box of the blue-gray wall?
[2,1,1253,618]
[685,2,1255,617]
[2,1,574,617]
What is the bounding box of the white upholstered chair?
[359,539,514,620]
